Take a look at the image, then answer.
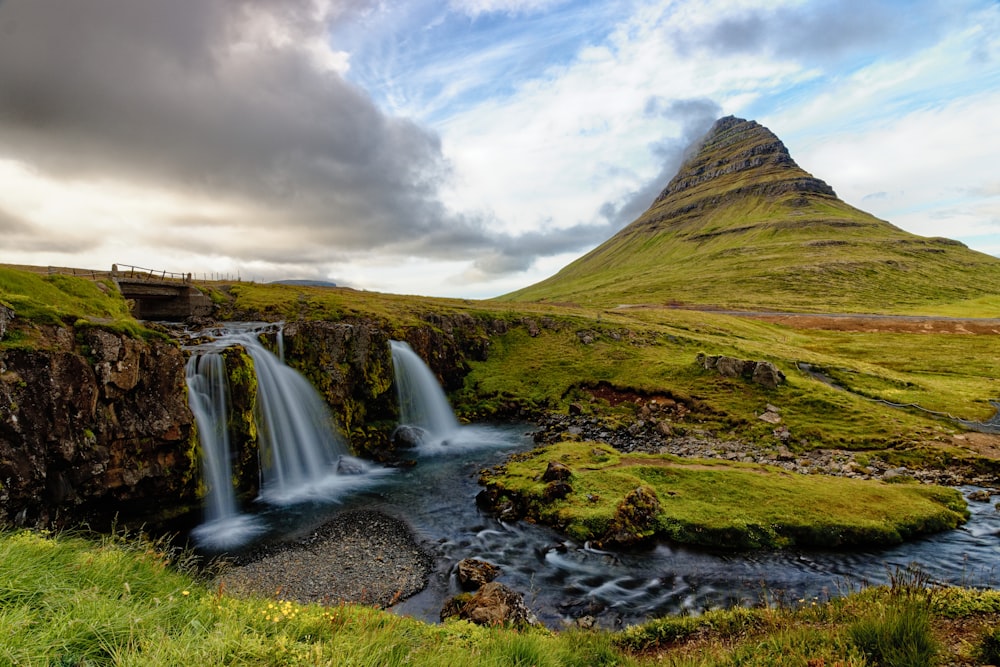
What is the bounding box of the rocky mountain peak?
[652,115,836,205]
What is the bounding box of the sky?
[0,0,998,299]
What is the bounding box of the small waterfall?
[242,334,353,503]
[390,340,460,447]
[186,323,386,548]
[186,349,263,548]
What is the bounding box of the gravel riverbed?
[214,510,433,609]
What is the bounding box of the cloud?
[0,204,96,253]
[0,0,460,258]
[675,0,956,64]
[599,98,722,228]
[448,0,568,18]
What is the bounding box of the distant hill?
[269,279,338,288]
[501,116,1000,313]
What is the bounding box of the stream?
[207,423,1000,629]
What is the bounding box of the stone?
[336,456,365,475]
[697,353,785,388]
[456,558,501,590]
[391,424,429,449]
[759,410,782,424]
[752,362,786,389]
[967,489,992,503]
[0,303,13,341]
[541,460,572,482]
[542,480,573,501]
[441,581,539,627]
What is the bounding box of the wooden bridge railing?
[111,264,192,284]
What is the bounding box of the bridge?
[111,264,214,321]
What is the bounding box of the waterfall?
[390,340,460,447]
[241,332,353,503]
[185,323,386,548]
[185,349,263,548]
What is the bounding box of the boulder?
[541,460,572,482]
[441,581,539,627]
[456,558,501,590]
[542,480,573,501]
[391,424,429,449]
[697,354,785,388]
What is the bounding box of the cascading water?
[185,323,386,549]
[390,341,460,447]
[185,348,264,548]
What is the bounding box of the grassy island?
[478,441,969,550]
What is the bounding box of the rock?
[967,489,992,503]
[752,362,786,389]
[601,485,661,547]
[336,456,365,475]
[441,581,539,627]
[0,303,12,340]
[541,460,572,482]
[456,558,501,590]
[697,353,785,388]
[524,319,540,337]
[568,402,584,416]
[759,410,782,424]
[882,467,910,482]
[0,324,197,529]
[391,424,429,449]
[543,480,573,501]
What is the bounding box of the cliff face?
[0,279,531,530]
[0,324,198,528]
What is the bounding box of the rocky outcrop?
[279,320,396,436]
[456,557,501,590]
[0,324,198,528]
[441,581,539,627]
[697,353,785,389]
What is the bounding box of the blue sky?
[0,0,997,298]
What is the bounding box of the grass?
[479,440,968,549]
[3,528,998,665]
[0,266,154,343]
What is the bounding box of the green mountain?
[502,116,1000,313]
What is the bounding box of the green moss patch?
[480,441,968,550]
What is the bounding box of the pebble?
[214,510,432,609]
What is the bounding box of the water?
[352,427,1000,628]
[221,423,998,628]
[185,330,1000,626]
[184,323,392,549]
[390,340,460,450]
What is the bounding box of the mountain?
[502,116,1000,313]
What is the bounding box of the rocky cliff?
[0,322,198,528]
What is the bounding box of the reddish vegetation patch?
[586,382,681,408]
[746,314,1000,335]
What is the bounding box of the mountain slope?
[502,116,1000,313]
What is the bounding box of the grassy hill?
[501,117,1000,314]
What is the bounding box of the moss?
[479,440,968,550]
[222,346,260,497]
